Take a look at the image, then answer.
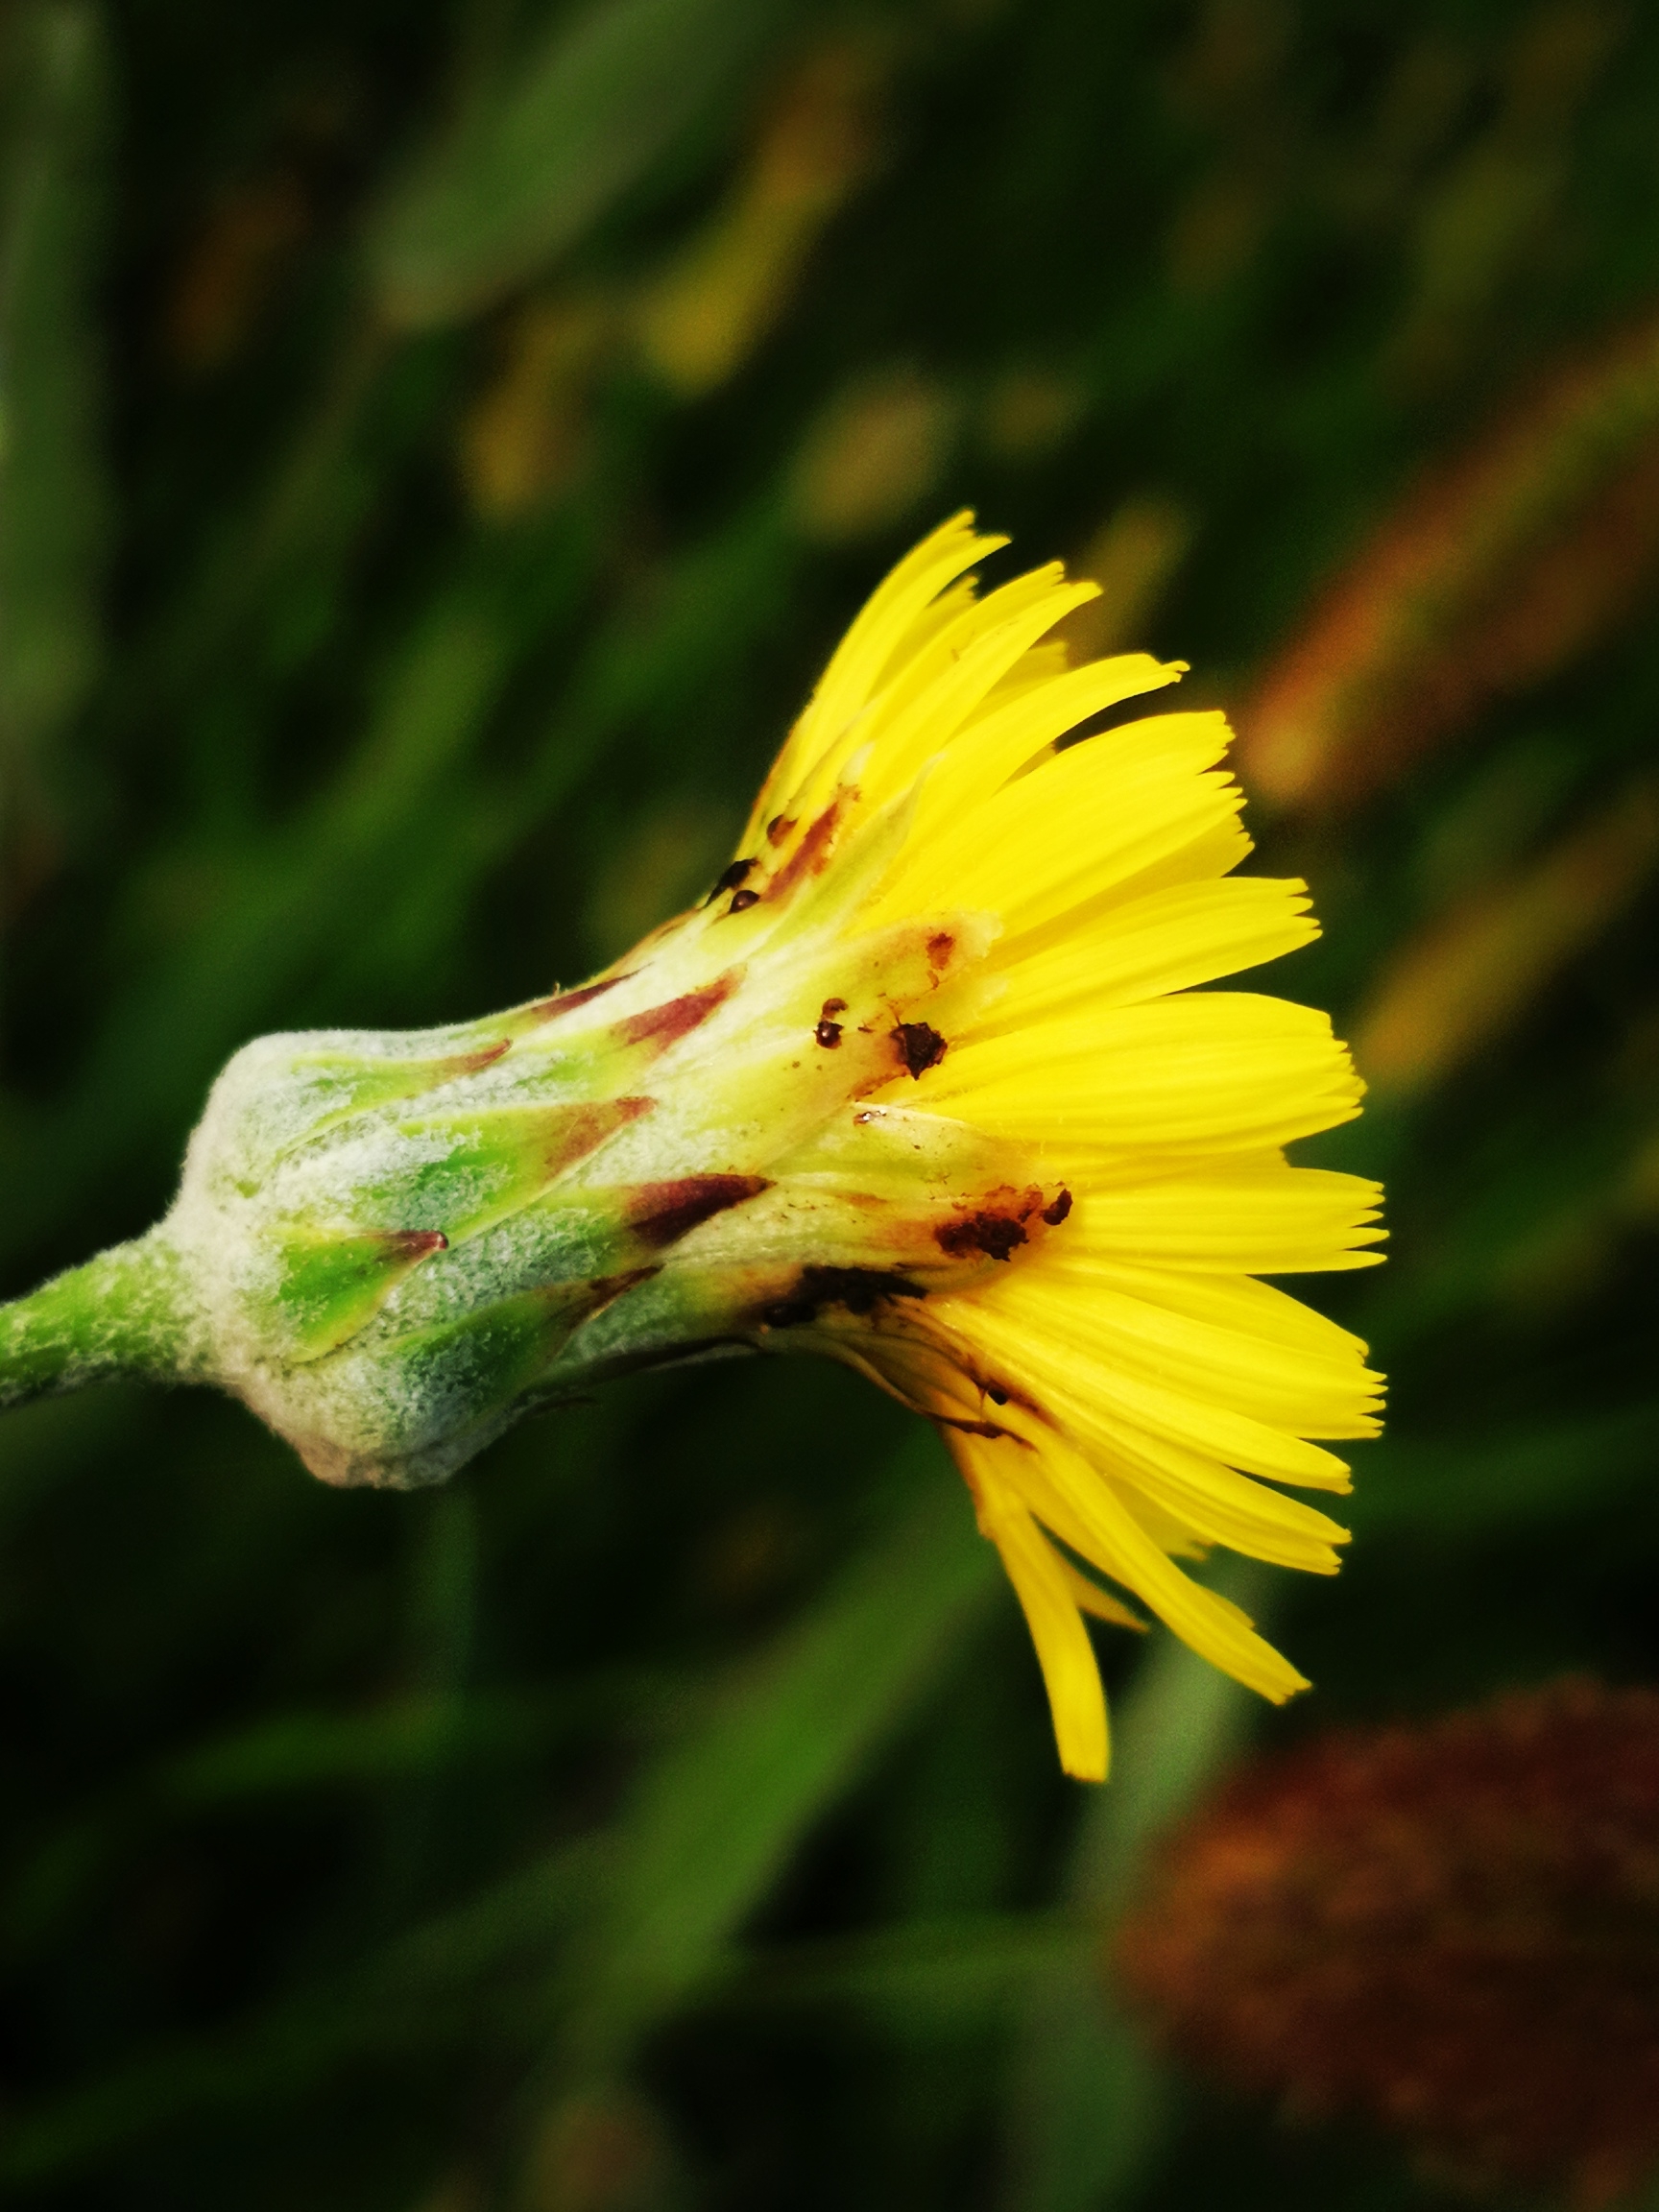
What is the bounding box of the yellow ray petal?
[939,1291,1357,1488]
[1055,1158,1382,1273]
[744,512,1001,840]
[911,651,1185,825]
[1061,1562,1148,1632]
[919,993,1363,1161]
[1049,1253,1377,1362]
[997,1431,1310,1702]
[872,712,1241,936]
[971,876,1318,1032]
[956,1439,1111,1780]
[834,568,1102,815]
[1079,1422,1350,1574]
[975,1262,1382,1437]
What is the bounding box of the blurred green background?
[3,0,1659,2205]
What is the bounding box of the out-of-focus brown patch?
[789,367,960,542]
[1058,496,1196,662]
[689,1497,811,1616]
[1117,1677,1659,2210]
[634,36,893,397]
[519,2084,675,2212]
[164,174,312,374]
[978,364,1091,462]
[461,293,616,520]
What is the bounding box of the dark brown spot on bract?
[815,1019,843,1048]
[821,998,847,1018]
[936,1211,1028,1262]
[936,1184,1053,1263]
[1043,1188,1073,1226]
[615,971,739,1054]
[892,1022,948,1078]
[707,858,755,904]
[986,1384,1009,1406]
[926,930,955,972]
[528,974,629,1023]
[758,1263,925,1329]
[728,887,760,913]
[629,1174,770,1250]
[766,813,795,846]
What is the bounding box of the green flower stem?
[0,1229,196,1409]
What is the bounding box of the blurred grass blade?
[548,1438,997,2080]
[1346,1403,1659,1536]
[0,1837,600,2188]
[723,1911,1079,2019]
[0,2,108,902]
[1001,1564,1268,2212]
[1,565,524,1262]
[1352,772,1659,1097]
[2,502,791,1269]
[368,0,791,330]
[1238,314,1659,814]
[0,1445,998,2183]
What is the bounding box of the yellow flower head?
[689,513,1384,1776]
[0,515,1382,1781]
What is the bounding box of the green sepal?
[371,1268,657,1433]
[373,1096,653,1241]
[272,1227,449,1363]
[254,1043,517,1179]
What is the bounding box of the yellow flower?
[719,513,1384,1777]
[0,514,1382,1780]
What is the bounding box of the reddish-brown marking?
[757,1263,925,1329]
[527,974,630,1023]
[892,1021,948,1078]
[1043,1189,1073,1226]
[385,1228,448,1261]
[821,997,848,1018]
[628,1174,771,1250]
[615,971,739,1054]
[442,1039,512,1076]
[766,813,796,846]
[936,1211,1028,1262]
[942,1212,1022,1264]
[707,858,756,904]
[567,1264,661,1319]
[540,1095,654,1175]
[765,792,848,902]
[936,1184,1055,1263]
[728,887,760,913]
[815,1018,843,1048]
[926,931,956,974]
